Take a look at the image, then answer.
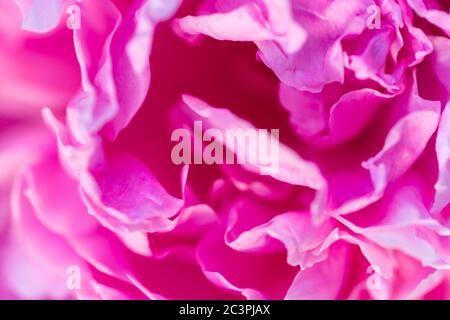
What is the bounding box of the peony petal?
[177,0,305,54]
[180,95,326,190]
[14,0,65,33]
[407,0,450,37]
[433,102,450,213]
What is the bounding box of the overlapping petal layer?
[1,0,450,300]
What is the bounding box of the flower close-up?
[1,0,450,300]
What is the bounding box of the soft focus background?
[1,0,450,299]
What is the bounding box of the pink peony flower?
[1,0,450,300]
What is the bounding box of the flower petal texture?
[1,0,450,300]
